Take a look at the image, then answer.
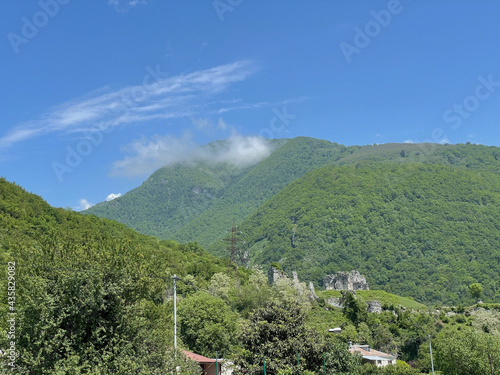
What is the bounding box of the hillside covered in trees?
[84,137,500,304]
[85,138,500,250]
[241,162,500,305]
[85,137,341,245]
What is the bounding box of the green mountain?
[172,137,346,249]
[86,138,500,249]
[240,162,500,305]
[85,161,251,239]
[85,137,347,248]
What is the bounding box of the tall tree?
[178,291,238,358]
[233,299,324,374]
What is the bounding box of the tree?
[232,267,273,316]
[469,283,484,301]
[359,361,419,374]
[323,340,361,375]
[472,308,500,336]
[357,322,373,345]
[233,300,324,374]
[343,292,368,326]
[433,326,500,375]
[178,291,238,358]
[208,272,232,301]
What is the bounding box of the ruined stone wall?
[324,270,369,291]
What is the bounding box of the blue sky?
[1,0,500,210]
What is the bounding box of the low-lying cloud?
[106,193,122,201]
[78,198,94,211]
[111,132,275,177]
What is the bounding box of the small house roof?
[349,345,396,360]
[182,349,222,364]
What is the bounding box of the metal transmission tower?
[223,218,243,278]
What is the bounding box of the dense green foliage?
[0,178,224,373]
[241,162,500,304]
[433,325,500,375]
[233,299,323,374]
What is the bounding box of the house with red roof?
[349,344,397,367]
[182,349,231,375]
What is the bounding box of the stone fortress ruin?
[268,266,382,313]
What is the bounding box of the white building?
[349,344,397,367]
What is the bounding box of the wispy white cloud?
[403,139,414,144]
[111,130,275,177]
[215,101,270,114]
[108,0,149,12]
[78,198,94,211]
[0,60,257,150]
[213,96,307,115]
[106,193,122,201]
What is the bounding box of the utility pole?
[173,274,179,352]
[223,218,243,279]
[429,334,435,375]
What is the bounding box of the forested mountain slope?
[0,178,223,278]
[240,163,500,305]
[85,161,250,239]
[85,137,347,247]
[173,137,346,249]
[85,138,500,250]
[81,137,500,305]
